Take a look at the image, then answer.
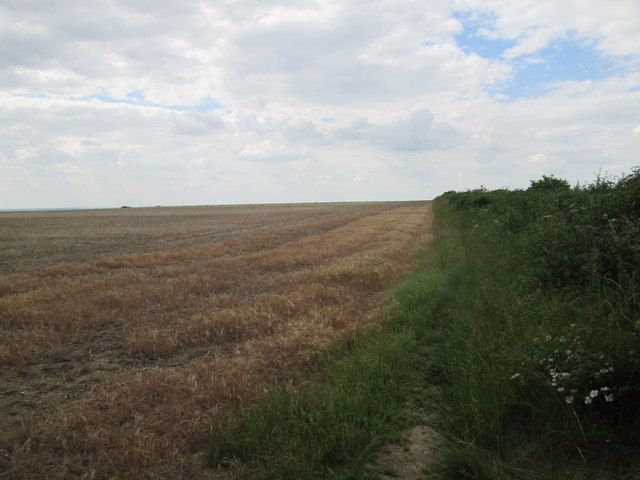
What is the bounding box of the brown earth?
[0,201,433,479]
[368,424,443,480]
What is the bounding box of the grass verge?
[208,171,640,480]
[431,173,640,480]
[206,240,453,479]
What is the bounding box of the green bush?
[433,169,640,478]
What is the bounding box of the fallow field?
[0,201,433,479]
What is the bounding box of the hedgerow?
[435,169,640,478]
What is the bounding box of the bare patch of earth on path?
[366,423,443,480]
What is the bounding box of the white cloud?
[527,153,548,164]
[238,139,311,162]
[0,0,639,208]
[334,109,461,152]
[462,0,640,59]
[15,147,39,162]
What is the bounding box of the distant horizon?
[0,198,433,213]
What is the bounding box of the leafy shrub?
[528,174,571,192]
[434,169,640,478]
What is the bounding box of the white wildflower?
[557,387,565,392]
[605,394,615,402]
[565,396,574,404]
[590,390,598,398]
[585,396,592,405]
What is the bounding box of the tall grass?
[432,171,640,479]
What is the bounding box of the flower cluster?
[583,387,615,405]
[522,325,619,407]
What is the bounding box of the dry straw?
[0,203,432,479]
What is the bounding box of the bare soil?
[368,424,443,480]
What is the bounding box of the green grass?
[206,170,640,479]
[207,332,418,479]
[206,240,453,479]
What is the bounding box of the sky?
[1,0,639,209]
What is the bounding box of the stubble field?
[0,201,432,479]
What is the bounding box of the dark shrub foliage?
[446,169,640,292]
[435,169,640,477]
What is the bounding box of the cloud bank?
[1,0,639,208]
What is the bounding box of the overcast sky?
[1,0,639,209]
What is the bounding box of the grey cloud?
[217,1,467,106]
[0,0,209,98]
[238,139,311,163]
[282,120,328,145]
[171,111,227,136]
[374,110,461,151]
[0,0,495,109]
[233,114,327,144]
[1,101,152,140]
[334,109,462,151]
[2,0,639,209]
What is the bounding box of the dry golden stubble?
[1,213,381,366]
[0,212,372,297]
[1,204,401,276]
[1,208,420,366]
[131,206,427,357]
[0,203,433,479]
[3,302,369,479]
